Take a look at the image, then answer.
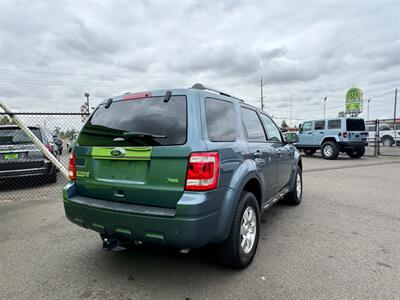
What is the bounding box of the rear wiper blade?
[123,131,167,139]
[112,132,167,142]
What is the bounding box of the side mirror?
[299,124,303,132]
[285,132,299,144]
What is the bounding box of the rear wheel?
[304,148,316,156]
[284,166,302,205]
[346,146,365,158]
[321,141,340,160]
[46,166,57,183]
[382,136,394,147]
[218,191,260,269]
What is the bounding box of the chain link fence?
[0,110,89,202]
[365,119,400,157]
[1,109,399,203]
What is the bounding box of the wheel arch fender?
[213,166,261,243]
[321,136,339,145]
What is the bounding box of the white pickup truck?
[366,124,400,146]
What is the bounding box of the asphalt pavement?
[1,156,399,299]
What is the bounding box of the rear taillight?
[185,152,220,191]
[45,144,53,152]
[68,152,76,180]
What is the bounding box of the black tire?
[46,166,57,183]
[321,141,340,160]
[381,136,394,147]
[346,146,365,158]
[218,191,260,269]
[304,148,316,156]
[284,166,302,205]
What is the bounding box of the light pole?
[84,93,90,113]
[290,94,293,127]
[367,98,371,121]
[323,97,327,119]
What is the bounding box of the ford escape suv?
[63,84,302,269]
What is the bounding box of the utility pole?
[259,75,265,110]
[394,88,398,124]
[367,98,371,121]
[323,96,327,119]
[289,94,293,127]
[394,89,398,145]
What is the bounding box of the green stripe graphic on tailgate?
[91,147,152,160]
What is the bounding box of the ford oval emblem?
[111,148,126,157]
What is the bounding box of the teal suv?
[63,84,303,269]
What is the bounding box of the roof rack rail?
[191,83,244,102]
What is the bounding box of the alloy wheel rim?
[324,145,333,157]
[240,206,257,254]
[296,173,302,199]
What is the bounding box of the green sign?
[345,87,363,113]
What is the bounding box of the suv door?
[259,113,292,189]
[299,121,313,145]
[241,107,277,202]
[313,120,326,145]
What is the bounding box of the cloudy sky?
[0,0,399,125]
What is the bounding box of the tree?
[280,120,289,128]
[0,115,13,125]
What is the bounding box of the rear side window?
[78,96,187,146]
[346,119,365,131]
[328,119,341,129]
[241,108,266,142]
[314,121,325,130]
[0,128,41,145]
[205,98,236,142]
[259,114,282,142]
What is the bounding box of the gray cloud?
[0,0,399,123]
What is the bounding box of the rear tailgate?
[0,127,46,171]
[75,146,190,208]
[346,119,368,142]
[74,94,190,209]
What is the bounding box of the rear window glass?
[0,128,41,145]
[328,119,341,129]
[346,119,365,131]
[205,98,236,142]
[314,121,325,130]
[78,96,187,146]
[241,108,266,142]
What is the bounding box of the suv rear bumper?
[339,141,368,149]
[63,182,240,249]
[0,160,51,179]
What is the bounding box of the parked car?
[0,125,58,183]
[63,84,303,269]
[67,134,78,153]
[295,118,368,159]
[366,124,400,147]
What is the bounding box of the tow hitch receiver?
[102,237,126,252]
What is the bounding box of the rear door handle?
[308,132,312,134]
[320,131,324,134]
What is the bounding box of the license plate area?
[3,153,19,160]
[93,159,149,183]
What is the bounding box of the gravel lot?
[1,156,399,299]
